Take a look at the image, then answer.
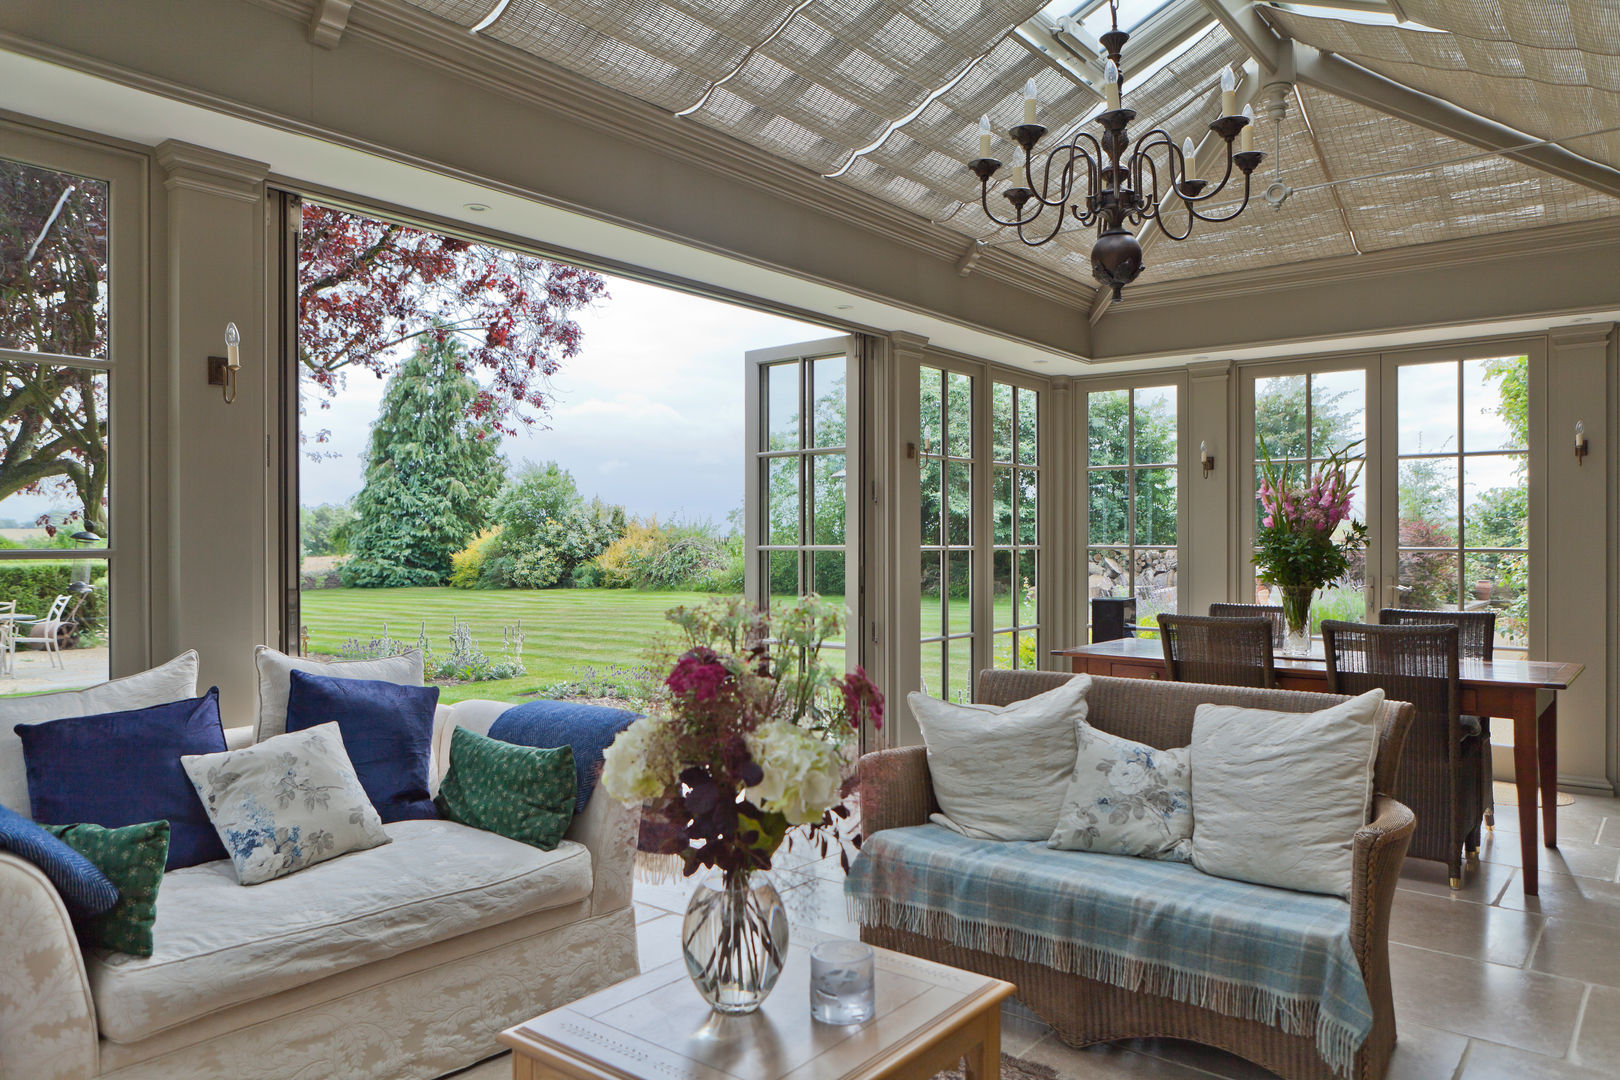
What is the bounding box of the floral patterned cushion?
[182,723,390,885]
[1047,721,1193,862]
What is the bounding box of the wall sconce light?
[208,322,241,404]
[1575,420,1588,466]
[1200,440,1216,478]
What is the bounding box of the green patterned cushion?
[43,820,170,957]
[435,727,575,851]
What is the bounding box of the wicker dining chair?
[1379,608,1498,832]
[1159,613,1277,688]
[1324,620,1482,888]
[1208,602,1287,650]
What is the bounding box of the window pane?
[992,466,1012,546]
[1088,548,1127,597]
[0,556,108,690]
[0,364,110,547]
[922,641,946,699]
[992,382,1014,463]
[1255,375,1308,460]
[1133,467,1177,545]
[946,372,973,457]
[945,550,972,636]
[0,159,109,360]
[1088,389,1129,466]
[1398,361,1458,455]
[1310,369,1365,456]
[1398,457,1458,544]
[946,636,974,704]
[1463,357,1527,452]
[1465,550,1527,647]
[992,629,1015,670]
[1463,454,1526,549]
[1397,550,1459,610]
[1017,549,1036,626]
[993,549,1013,630]
[766,550,799,601]
[1016,388,1038,466]
[919,367,943,455]
[1016,469,1038,546]
[920,550,944,637]
[919,457,941,545]
[945,461,971,545]
[810,356,845,449]
[1087,469,1128,545]
[811,453,845,546]
[767,457,800,544]
[1134,548,1176,635]
[766,361,799,451]
[1133,386,1177,465]
[811,550,845,603]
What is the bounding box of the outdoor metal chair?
[1159,613,1277,689]
[1208,602,1287,650]
[13,594,71,670]
[1324,620,1481,888]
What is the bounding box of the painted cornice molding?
[244,0,1095,310]
[1548,323,1615,349]
[1103,216,1620,314]
[155,139,269,201]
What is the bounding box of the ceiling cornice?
[1097,215,1620,314]
[245,0,1096,310]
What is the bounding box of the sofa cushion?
[45,820,170,957]
[285,670,440,822]
[87,818,594,1044]
[0,650,199,815]
[253,645,424,743]
[907,675,1090,841]
[1048,721,1193,861]
[16,688,229,870]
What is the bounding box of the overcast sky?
[298,274,829,524]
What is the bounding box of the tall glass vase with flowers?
[1254,435,1369,655]
[599,596,882,1014]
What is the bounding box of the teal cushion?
[434,727,575,851]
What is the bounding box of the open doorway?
[286,197,855,706]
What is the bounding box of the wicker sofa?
[857,670,1416,1080]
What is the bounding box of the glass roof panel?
[1037,0,1171,33]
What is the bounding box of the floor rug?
[1494,780,1575,808]
[931,1053,1058,1080]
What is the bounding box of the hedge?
[0,562,105,626]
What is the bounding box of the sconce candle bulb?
[1199,440,1215,478]
[1575,420,1588,465]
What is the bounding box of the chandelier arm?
[1028,144,1082,209]
[1015,200,1071,246]
[1154,192,1197,242]
[1178,145,1239,204]
[1184,171,1255,224]
[978,184,1046,229]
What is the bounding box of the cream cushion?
[0,650,200,815]
[1190,689,1384,898]
[252,645,424,742]
[907,675,1090,842]
[87,817,593,1043]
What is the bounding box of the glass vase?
[682,869,790,1015]
[1280,585,1315,656]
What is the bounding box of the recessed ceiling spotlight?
[834,304,854,310]
[464,202,490,213]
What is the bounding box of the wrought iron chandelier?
[968,0,1266,301]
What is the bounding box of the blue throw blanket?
[488,700,637,813]
[847,825,1372,1078]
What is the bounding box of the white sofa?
[0,699,639,1080]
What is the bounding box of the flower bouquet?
[599,596,883,1014]
[1254,434,1369,654]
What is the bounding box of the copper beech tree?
[297,201,608,452]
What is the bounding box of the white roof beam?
[1199,0,1620,199]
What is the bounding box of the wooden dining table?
[1054,637,1585,895]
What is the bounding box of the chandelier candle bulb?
[978,115,991,159]
[1221,66,1237,116]
[1240,105,1255,152]
[1182,137,1197,179]
[1104,60,1120,110]
[1024,79,1039,124]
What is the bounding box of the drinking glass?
[809,939,875,1024]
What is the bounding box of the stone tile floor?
[453,790,1620,1080]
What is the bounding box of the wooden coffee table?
[498,932,1015,1079]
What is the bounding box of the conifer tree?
[342,329,504,586]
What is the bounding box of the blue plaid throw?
[846,825,1372,1078]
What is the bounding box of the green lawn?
[300,587,721,703]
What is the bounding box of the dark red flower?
[840,667,885,731]
[665,647,732,703]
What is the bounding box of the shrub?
[0,562,104,631]
[449,528,502,589]
[487,462,626,587]
[594,517,730,591]
[570,561,605,588]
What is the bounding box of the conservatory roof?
[389,0,1620,316]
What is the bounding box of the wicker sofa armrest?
[1349,795,1415,967]
[858,746,936,838]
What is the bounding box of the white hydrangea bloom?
[600,715,676,803]
[744,721,845,826]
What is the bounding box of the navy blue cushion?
[14,689,229,871]
[0,804,119,919]
[284,670,440,823]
